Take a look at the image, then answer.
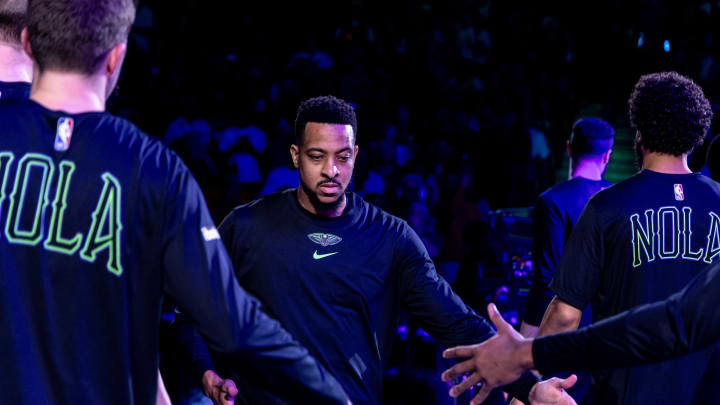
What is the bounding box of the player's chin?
[315,188,344,204]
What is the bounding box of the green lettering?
[80,173,123,276]
[44,161,83,255]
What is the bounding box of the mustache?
[318,179,341,186]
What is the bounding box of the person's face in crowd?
[291,122,358,207]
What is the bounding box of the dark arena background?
[110,2,719,404]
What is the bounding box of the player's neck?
[296,187,346,218]
[30,70,106,114]
[641,152,691,174]
[569,159,603,181]
[0,42,32,83]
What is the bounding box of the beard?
[300,179,346,212]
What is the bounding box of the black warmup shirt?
[0,100,348,405]
[535,260,720,375]
[0,80,31,102]
[525,177,609,326]
[550,169,720,404]
[211,190,505,405]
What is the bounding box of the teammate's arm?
[536,297,582,337]
[395,222,543,403]
[441,261,720,392]
[160,161,349,405]
[540,201,603,337]
[534,260,720,374]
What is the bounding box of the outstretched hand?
[441,303,534,405]
[528,375,577,405]
[202,370,238,405]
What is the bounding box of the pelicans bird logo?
[307,233,342,247]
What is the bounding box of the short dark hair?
[569,118,614,159]
[628,72,712,156]
[0,0,26,43]
[26,0,135,74]
[294,95,357,145]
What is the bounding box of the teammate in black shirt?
[444,72,720,404]
[518,118,613,403]
[0,0,31,101]
[0,1,351,404]
[193,96,578,405]
[521,118,614,336]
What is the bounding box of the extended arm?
[534,261,720,374]
[536,297,582,337]
[441,262,720,395]
[396,223,539,402]
[161,164,349,405]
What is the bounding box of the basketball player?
[189,96,580,405]
[0,1,350,403]
[445,72,720,404]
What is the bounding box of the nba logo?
[674,184,684,201]
[54,117,74,151]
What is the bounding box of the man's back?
[526,177,609,326]
[0,99,192,403]
[551,169,720,404]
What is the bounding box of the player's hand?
[528,375,577,405]
[202,370,238,405]
[441,303,534,405]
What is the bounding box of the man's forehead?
[304,122,355,143]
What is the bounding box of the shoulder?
[536,180,575,209]
[691,173,720,191]
[223,189,293,227]
[349,193,413,242]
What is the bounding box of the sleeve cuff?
[501,371,539,404]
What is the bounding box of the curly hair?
[294,95,357,145]
[628,72,712,156]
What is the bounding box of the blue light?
[637,32,644,48]
[664,40,670,52]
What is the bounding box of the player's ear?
[21,28,32,59]
[603,149,612,164]
[353,144,359,160]
[106,42,127,77]
[290,144,299,168]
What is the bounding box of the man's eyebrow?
[305,147,352,153]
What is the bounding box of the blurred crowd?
[109,1,720,269]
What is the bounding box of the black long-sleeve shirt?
[0,100,347,405]
[535,260,720,376]
[190,190,537,405]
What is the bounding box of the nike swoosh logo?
[313,250,338,260]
